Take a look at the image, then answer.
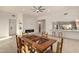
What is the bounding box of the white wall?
[0,12,10,37]
[23,14,38,34]
[16,13,23,36]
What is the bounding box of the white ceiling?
[0,6,79,17]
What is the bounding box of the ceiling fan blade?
[38,6,42,9]
[39,10,43,12]
[40,8,45,10]
[33,10,36,12]
[33,6,37,9]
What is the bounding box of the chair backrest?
[16,35,27,53]
[56,32,63,53]
[22,32,28,36]
[42,32,48,38]
[16,35,22,53]
[56,32,64,53]
[58,31,63,38]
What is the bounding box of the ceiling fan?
[33,6,45,13]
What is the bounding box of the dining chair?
[16,35,26,53]
[29,46,35,53]
[56,32,64,53]
[42,32,48,38]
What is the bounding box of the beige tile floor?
[0,36,17,53]
[63,39,79,53]
[0,36,79,53]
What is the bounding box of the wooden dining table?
[21,35,56,53]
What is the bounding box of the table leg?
[51,45,53,53]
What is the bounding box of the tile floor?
[0,35,79,53]
[0,36,17,53]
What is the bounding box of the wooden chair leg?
[51,45,53,52]
[60,38,63,53]
[56,42,60,53]
[17,49,20,53]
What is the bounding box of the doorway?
[9,19,16,36]
[38,19,46,34]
